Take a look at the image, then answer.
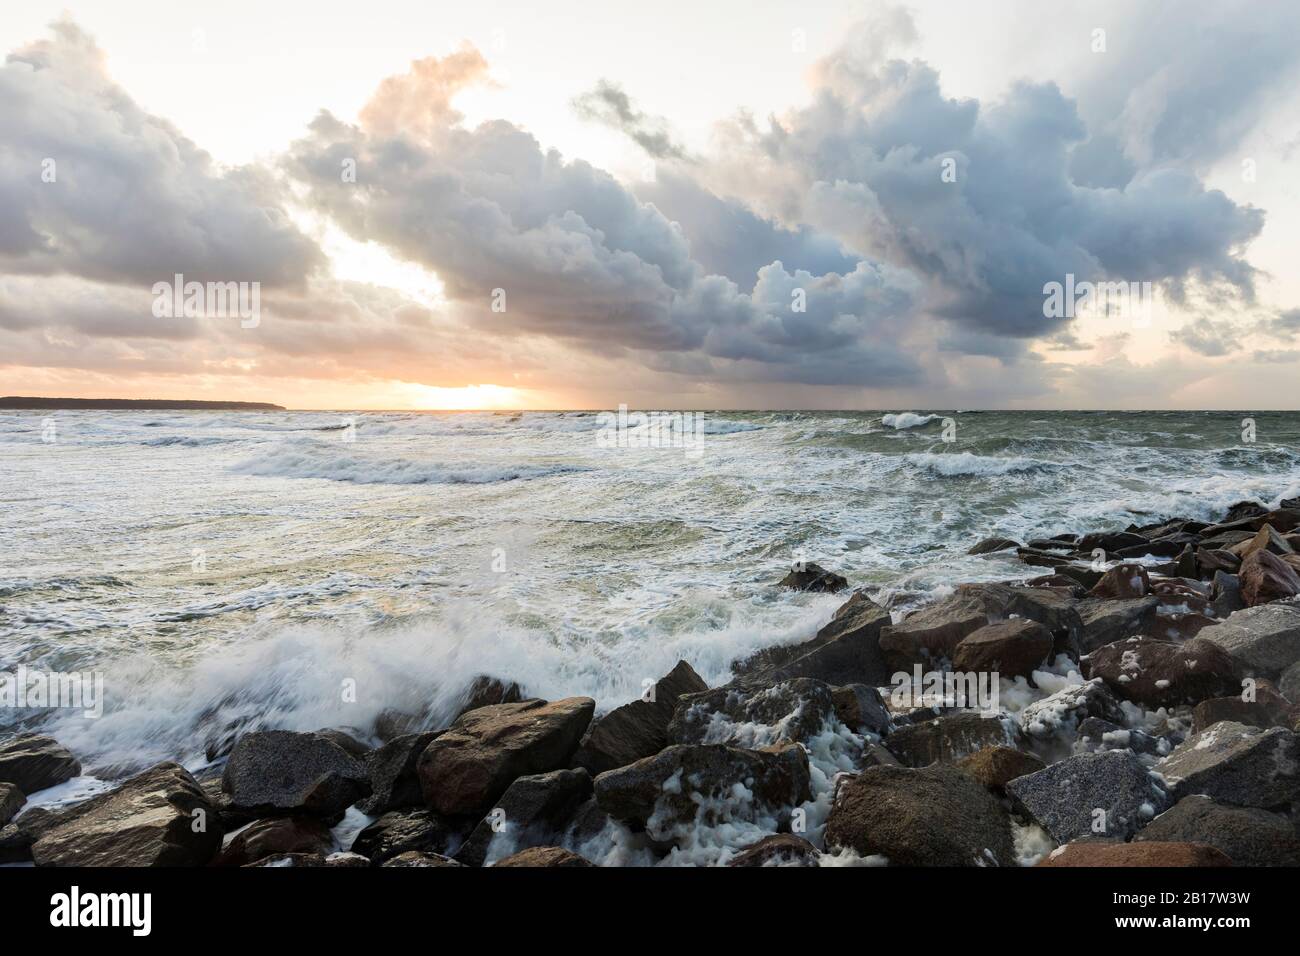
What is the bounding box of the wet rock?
[1192,682,1296,734]
[1076,597,1160,653]
[493,846,594,867]
[1197,603,1300,676]
[968,537,1020,555]
[1239,550,1300,606]
[728,833,821,867]
[314,729,371,759]
[381,850,462,867]
[955,746,1046,791]
[0,783,24,827]
[1077,530,1149,554]
[956,583,1084,660]
[0,734,81,795]
[222,730,370,818]
[1085,636,1241,708]
[952,619,1054,679]
[373,708,426,742]
[351,808,464,865]
[418,697,594,817]
[1135,795,1300,866]
[1005,750,1170,843]
[32,762,222,867]
[1090,563,1151,600]
[1076,717,1171,757]
[454,767,592,867]
[359,731,440,815]
[777,562,847,593]
[1197,549,1241,578]
[1281,660,1300,703]
[243,851,370,867]
[884,714,1020,768]
[824,764,1014,866]
[741,591,892,687]
[1156,721,1300,808]
[879,595,990,671]
[668,678,838,748]
[830,684,892,736]
[1224,500,1270,523]
[1038,842,1231,867]
[571,660,707,775]
[1019,679,1125,742]
[1052,565,1104,590]
[1234,524,1295,560]
[593,743,810,837]
[455,676,525,719]
[213,816,333,867]
[1016,547,1071,569]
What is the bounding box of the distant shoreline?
[0,396,285,411]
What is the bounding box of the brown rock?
[824,764,1014,866]
[955,746,1046,791]
[212,816,333,867]
[1037,842,1231,867]
[884,713,1020,767]
[571,661,707,775]
[492,846,594,867]
[952,619,1054,679]
[1192,682,1297,734]
[728,833,821,867]
[879,595,990,671]
[418,697,594,817]
[0,735,81,795]
[1090,563,1151,600]
[1239,549,1300,606]
[1085,636,1240,708]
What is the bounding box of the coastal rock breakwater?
[4,496,1300,867]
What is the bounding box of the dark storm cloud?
[572,80,688,160]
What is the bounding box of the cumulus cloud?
[0,22,323,289]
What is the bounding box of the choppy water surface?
[2,409,1299,773]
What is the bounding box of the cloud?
[572,80,688,160]
[0,22,323,290]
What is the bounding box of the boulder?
[1090,563,1151,600]
[728,833,821,867]
[823,765,1014,866]
[222,730,370,818]
[668,678,838,748]
[879,595,990,671]
[740,591,892,687]
[213,816,333,867]
[1077,530,1149,553]
[381,850,462,867]
[1155,721,1300,808]
[0,734,81,794]
[952,619,1054,679]
[571,661,707,775]
[1084,636,1240,708]
[418,697,594,817]
[955,746,1046,791]
[830,684,892,736]
[1197,603,1300,676]
[350,809,463,865]
[777,562,847,593]
[0,783,24,827]
[454,767,592,867]
[31,762,222,867]
[1076,597,1160,653]
[1192,682,1296,734]
[1038,842,1231,867]
[456,675,525,718]
[968,537,1020,555]
[359,731,440,815]
[1234,524,1294,560]
[1239,550,1300,606]
[884,714,1020,768]
[1135,795,1300,866]
[314,728,371,759]
[593,743,810,837]
[1019,678,1125,742]
[1005,750,1170,843]
[1197,549,1241,577]
[1281,660,1300,704]
[956,583,1085,660]
[492,846,594,867]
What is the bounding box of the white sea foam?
[904,451,1059,477]
[881,412,942,429]
[230,443,588,485]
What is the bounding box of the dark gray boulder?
[359,731,440,815]
[454,767,592,867]
[350,808,464,864]
[1135,795,1300,866]
[1005,750,1170,843]
[571,661,707,775]
[1155,721,1300,808]
[884,713,1021,767]
[668,678,838,748]
[0,734,81,795]
[222,730,370,818]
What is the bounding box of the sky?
[2,0,1299,409]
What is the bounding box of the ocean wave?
[904,451,1060,477]
[230,444,589,485]
[141,435,244,447]
[881,412,943,430]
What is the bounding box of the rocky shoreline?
[3,495,1300,867]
